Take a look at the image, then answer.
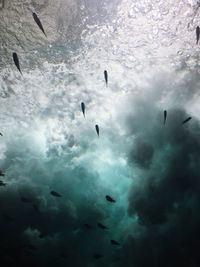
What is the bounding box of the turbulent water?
[1,0,200,266]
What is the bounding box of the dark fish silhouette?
[0,170,5,176]
[32,12,47,37]
[97,222,108,230]
[0,180,6,186]
[0,133,3,136]
[111,240,120,246]
[81,102,85,117]
[93,253,104,259]
[24,244,37,251]
[33,204,40,214]
[164,110,167,125]
[0,1,5,9]
[39,233,44,239]
[2,213,15,222]
[12,52,22,74]
[60,252,68,259]
[50,191,61,197]
[104,70,108,87]
[95,124,99,137]
[105,195,116,203]
[23,249,34,257]
[84,223,93,230]
[182,117,192,125]
[20,197,32,203]
[196,26,200,44]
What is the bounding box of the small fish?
[24,244,37,251]
[12,52,22,75]
[39,233,44,239]
[32,12,47,37]
[164,110,167,125]
[104,70,108,87]
[95,124,99,137]
[2,213,15,222]
[33,204,40,214]
[0,170,5,176]
[111,240,120,246]
[105,195,116,203]
[0,180,6,186]
[0,133,3,136]
[81,102,85,117]
[182,117,192,125]
[0,0,5,10]
[196,26,200,44]
[60,252,68,259]
[97,222,108,230]
[84,223,93,230]
[20,197,32,203]
[50,191,61,197]
[93,253,104,259]
[23,250,34,257]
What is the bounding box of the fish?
[0,0,5,10]
[60,252,68,259]
[95,124,99,137]
[33,204,40,214]
[84,223,93,230]
[93,253,104,259]
[97,222,108,230]
[50,191,62,197]
[0,170,5,176]
[196,26,200,44]
[39,233,44,239]
[182,117,192,125]
[24,244,37,251]
[12,52,22,75]
[0,132,3,136]
[164,110,167,125]
[0,180,6,186]
[81,102,85,117]
[32,12,47,37]
[23,249,34,257]
[111,240,120,246]
[104,70,108,87]
[2,213,15,222]
[105,195,116,203]
[20,197,32,203]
